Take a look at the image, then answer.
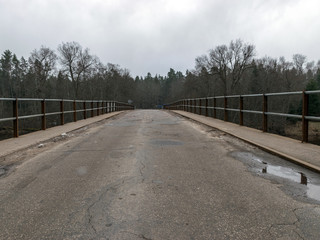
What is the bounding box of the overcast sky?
[1,0,320,77]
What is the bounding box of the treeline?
[1,39,320,109]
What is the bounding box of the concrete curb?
[171,110,320,174]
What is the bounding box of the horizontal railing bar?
[63,110,75,114]
[265,112,302,119]
[305,116,320,121]
[0,117,15,122]
[241,94,264,97]
[241,110,263,114]
[226,108,240,112]
[19,114,43,119]
[226,95,241,98]
[0,98,116,102]
[0,98,15,101]
[17,98,44,101]
[44,99,63,102]
[265,91,302,97]
[45,112,62,116]
[305,90,320,94]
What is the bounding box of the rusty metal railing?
[164,90,320,143]
[0,98,134,138]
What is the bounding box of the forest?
[1,39,320,107]
[1,39,320,142]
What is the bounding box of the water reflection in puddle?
[234,152,320,202]
[260,159,320,202]
[261,165,305,184]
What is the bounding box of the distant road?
[0,110,319,239]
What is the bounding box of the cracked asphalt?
[0,110,320,239]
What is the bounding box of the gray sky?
[1,0,320,77]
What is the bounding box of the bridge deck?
[173,110,320,173]
[0,110,320,239]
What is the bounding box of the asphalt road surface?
[0,110,320,240]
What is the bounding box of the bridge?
[0,93,320,239]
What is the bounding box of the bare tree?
[28,46,57,97]
[197,39,255,95]
[228,39,255,90]
[292,54,306,75]
[58,42,97,98]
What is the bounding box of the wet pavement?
[231,149,320,203]
[0,110,320,239]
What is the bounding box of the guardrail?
[0,98,134,138]
[164,90,320,143]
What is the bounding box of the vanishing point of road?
[0,110,320,239]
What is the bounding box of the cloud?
[0,0,320,77]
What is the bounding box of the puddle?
[261,165,306,184]
[260,163,320,201]
[232,151,320,202]
[150,140,184,146]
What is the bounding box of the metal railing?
[0,98,134,138]
[164,90,320,143]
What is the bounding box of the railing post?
[239,96,244,126]
[205,98,208,117]
[302,91,309,142]
[13,98,19,137]
[193,99,196,114]
[97,101,100,116]
[91,101,94,117]
[83,101,87,119]
[60,100,64,125]
[101,101,104,114]
[213,97,217,118]
[263,94,268,132]
[224,96,228,121]
[199,99,202,115]
[73,100,77,122]
[41,99,46,130]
